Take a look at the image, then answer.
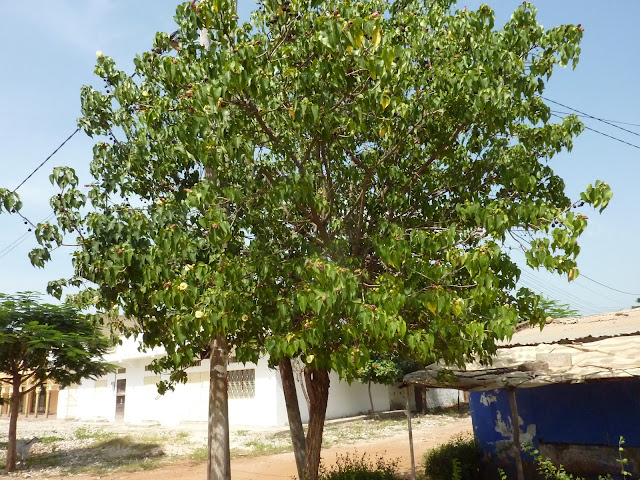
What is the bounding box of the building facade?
[56,336,396,427]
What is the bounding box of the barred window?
[227,369,255,399]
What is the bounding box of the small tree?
[356,355,420,417]
[539,296,579,319]
[0,293,114,471]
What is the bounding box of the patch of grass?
[74,426,116,440]
[236,429,249,436]
[25,451,65,469]
[232,440,291,457]
[190,446,208,462]
[67,456,167,475]
[175,431,190,441]
[40,435,63,444]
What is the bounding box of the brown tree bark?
[6,376,22,471]
[208,336,231,480]
[303,367,330,480]
[367,380,376,418]
[279,358,306,480]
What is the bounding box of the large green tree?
[0,0,613,478]
[0,293,114,471]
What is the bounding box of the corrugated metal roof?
[404,308,640,391]
[506,308,640,346]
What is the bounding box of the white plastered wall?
[58,337,392,427]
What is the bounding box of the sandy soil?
[4,415,472,479]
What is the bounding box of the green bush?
[423,436,481,480]
[319,453,403,480]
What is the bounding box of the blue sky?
[1,1,639,315]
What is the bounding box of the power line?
[543,96,640,138]
[550,110,640,129]
[12,128,80,193]
[550,113,640,150]
[580,274,640,296]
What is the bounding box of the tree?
[539,296,579,319]
[0,293,114,471]
[356,355,420,417]
[0,0,614,479]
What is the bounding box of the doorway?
[115,379,126,421]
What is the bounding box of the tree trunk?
[279,358,306,480]
[303,367,330,480]
[367,380,376,418]
[6,377,22,471]
[207,336,231,480]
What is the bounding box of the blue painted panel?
[469,378,640,452]
[528,379,640,446]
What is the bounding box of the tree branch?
[400,124,468,196]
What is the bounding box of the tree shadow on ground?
[2,436,166,474]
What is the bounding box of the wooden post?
[508,389,524,480]
[34,386,41,418]
[21,386,28,416]
[45,387,52,419]
[406,386,416,480]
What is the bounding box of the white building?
[57,337,399,427]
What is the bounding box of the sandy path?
[37,416,471,480]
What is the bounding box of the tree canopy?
[0,0,613,478]
[0,292,114,471]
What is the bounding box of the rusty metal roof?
[404,309,640,392]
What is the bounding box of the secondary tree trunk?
[367,380,376,417]
[304,367,330,480]
[208,336,231,480]
[6,376,22,471]
[279,358,306,480]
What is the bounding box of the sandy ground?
[2,415,472,479]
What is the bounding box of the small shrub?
[423,435,481,480]
[319,453,403,480]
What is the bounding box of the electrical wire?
[11,128,80,193]
[580,274,640,296]
[550,113,640,150]
[550,110,640,129]
[543,96,640,138]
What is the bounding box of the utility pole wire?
[12,128,80,193]
[544,96,640,138]
[550,114,640,150]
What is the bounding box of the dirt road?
[35,416,471,480]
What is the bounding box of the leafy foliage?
[356,354,420,386]
[0,0,614,477]
[0,0,612,381]
[0,292,115,388]
[539,297,579,319]
[0,292,115,471]
[318,454,402,480]
[423,436,481,480]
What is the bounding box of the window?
[117,367,126,374]
[227,369,255,399]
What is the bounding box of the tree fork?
[304,367,330,480]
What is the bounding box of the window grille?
[227,369,255,399]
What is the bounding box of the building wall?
[57,339,392,427]
[469,378,640,478]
